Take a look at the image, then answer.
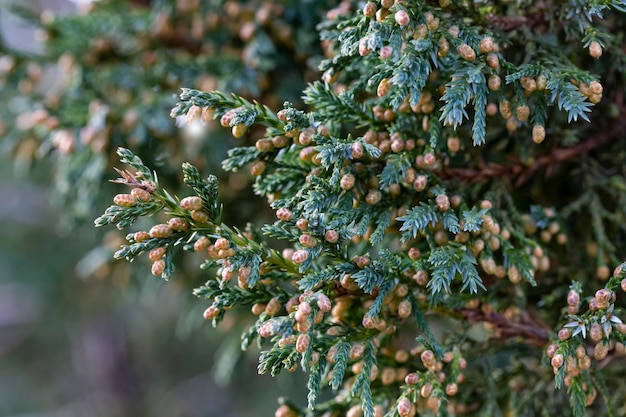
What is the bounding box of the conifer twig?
[439,109,626,186]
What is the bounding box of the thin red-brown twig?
[459,307,552,346]
[438,110,626,186]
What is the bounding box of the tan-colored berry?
[297,128,314,146]
[256,138,274,152]
[325,230,339,243]
[536,75,547,91]
[296,218,309,231]
[185,105,202,124]
[299,234,318,248]
[151,259,165,276]
[506,117,518,132]
[365,189,382,205]
[516,105,530,121]
[404,372,419,385]
[181,196,203,211]
[420,382,433,398]
[194,236,210,251]
[380,45,393,59]
[168,217,190,231]
[457,43,476,61]
[346,405,363,417]
[316,294,331,312]
[551,353,564,368]
[413,175,428,192]
[149,224,173,239]
[446,383,458,396]
[520,77,537,93]
[595,288,611,304]
[438,38,450,57]
[589,81,603,95]
[408,247,421,260]
[579,355,592,370]
[276,207,293,221]
[363,2,377,18]
[413,270,428,286]
[589,94,602,105]
[114,193,136,207]
[395,350,409,363]
[567,290,580,306]
[377,78,392,97]
[486,53,500,69]
[589,41,603,58]
[359,37,372,56]
[436,194,450,211]
[340,173,356,190]
[596,265,610,281]
[427,16,440,31]
[351,142,364,159]
[250,161,266,176]
[447,136,460,153]
[507,266,521,283]
[134,231,150,242]
[220,110,234,127]
[589,322,603,342]
[397,300,412,319]
[381,367,396,386]
[203,305,220,320]
[149,246,166,261]
[420,349,435,367]
[292,249,309,264]
[264,297,282,316]
[621,278,626,292]
[275,405,297,417]
[131,187,151,202]
[424,152,436,167]
[201,107,214,123]
[395,10,410,26]
[191,210,210,223]
[354,256,370,269]
[573,346,586,359]
[391,139,404,153]
[397,398,412,417]
[271,135,290,148]
[479,36,494,54]
[594,341,609,360]
[213,237,229,250]
[376,8,389,22]
[499,100,512,119]
[296,333,310,353]
[546,344,558,358]
[532,125,546,144]
[558,328,571,341]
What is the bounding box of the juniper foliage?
[5,0,626,416]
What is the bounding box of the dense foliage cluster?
[4,0,626,416]
[0,0,330,228]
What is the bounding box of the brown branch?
[484,1,552,32]
[459,307,552,346]
[438,111,626,186]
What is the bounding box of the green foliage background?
[0,0,322,415]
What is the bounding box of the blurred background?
[0,0,322,415]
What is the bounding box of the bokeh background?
[0,0,310,415]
